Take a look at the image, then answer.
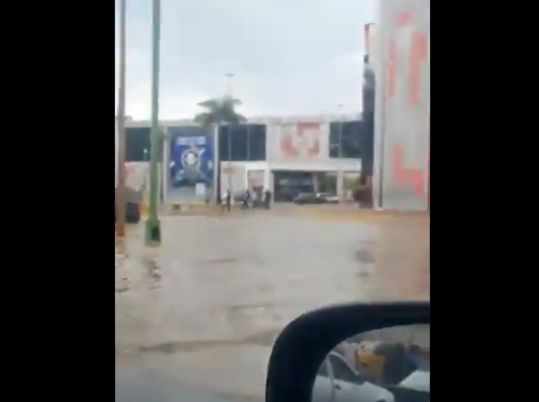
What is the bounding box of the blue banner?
[167,127,214,203]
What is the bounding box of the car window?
[317,360,329,377]
[328,355,357,383]
[399,370,430,392]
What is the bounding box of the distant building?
[117,114,368,203]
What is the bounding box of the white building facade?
[118,113,363,204]
[219,114,361,202]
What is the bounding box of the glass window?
[247,124,266,161]
[329,122,340,146]
[125,127,151,162]
[328,120,362,159]
[318,360,329,377]
[218,125,231,161]
[218,124,267,162]
[329,144,340,158]
[329,121,344,159]
[329,355,358,383]
[229,125,248,161]
[341,121,361,158]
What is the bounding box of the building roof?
[124,113,362,128]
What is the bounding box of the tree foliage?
[194,96,247,126]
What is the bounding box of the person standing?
[241,189,251,209]
[263,188,271,210]
[225,189,232,212]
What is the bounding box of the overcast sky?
[115,0,376,119]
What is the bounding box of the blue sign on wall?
[167,127,214,202]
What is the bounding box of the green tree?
[194,95,247,126]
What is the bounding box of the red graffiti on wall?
[427,120,430,209]
[279,123,320,158]
[392,143,424,197]
[125,164,136,177]
[387,11,428,107]
[387,11,429,200]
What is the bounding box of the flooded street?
[115,208,429,400]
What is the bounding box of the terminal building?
[118,114,368,204]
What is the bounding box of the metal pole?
[216,73,235,203]
[144,0,161,247]
[225,73,234,193]
[116,0,127,239]
[337,104,344,203]
[227,125,232,193]
[225,73,234,96]
[338,104,344,155]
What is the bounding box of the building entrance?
[273,171,315,202]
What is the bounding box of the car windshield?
[115,0,430,401]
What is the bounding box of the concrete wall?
[219,159,362,202]
[122,162,162,204]
[265,119,360,200]
[219,162,247,198]
[265,119,360,172]
[121,115,363,202]
[123,116,362,177]
[373,0,430,211]
[115,125,164,203]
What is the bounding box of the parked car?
[317,192,339,203]
[233,191,246,203]
[313,351,394,402]
[293,193,327,205]
[387,371,430,402]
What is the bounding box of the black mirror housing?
[265,301,430,402]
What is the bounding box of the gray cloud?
[115,0,375,119]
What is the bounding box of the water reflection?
[116,213,429,400]
[142,257,162,289]
[314,325,430,402]
[366,215,430,300]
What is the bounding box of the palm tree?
[194,96,246,204]
[194,95,246,126]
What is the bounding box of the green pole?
[144,0,162,247]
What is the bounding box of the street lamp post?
[144,0,162,247]
[225,73,234,97]
[116,0,127,239]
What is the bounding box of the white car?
[312,351,394,402]
[316,193,339,203]
[399,370,429,392]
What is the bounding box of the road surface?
[116,366,261,402]
[115,208,429,400]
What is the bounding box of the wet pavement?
[116,366,261,402]
[115,207,429,400]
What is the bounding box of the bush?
[353,185,373,207]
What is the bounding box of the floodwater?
[115,207,429,400]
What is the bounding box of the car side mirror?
[265,301,430,402]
